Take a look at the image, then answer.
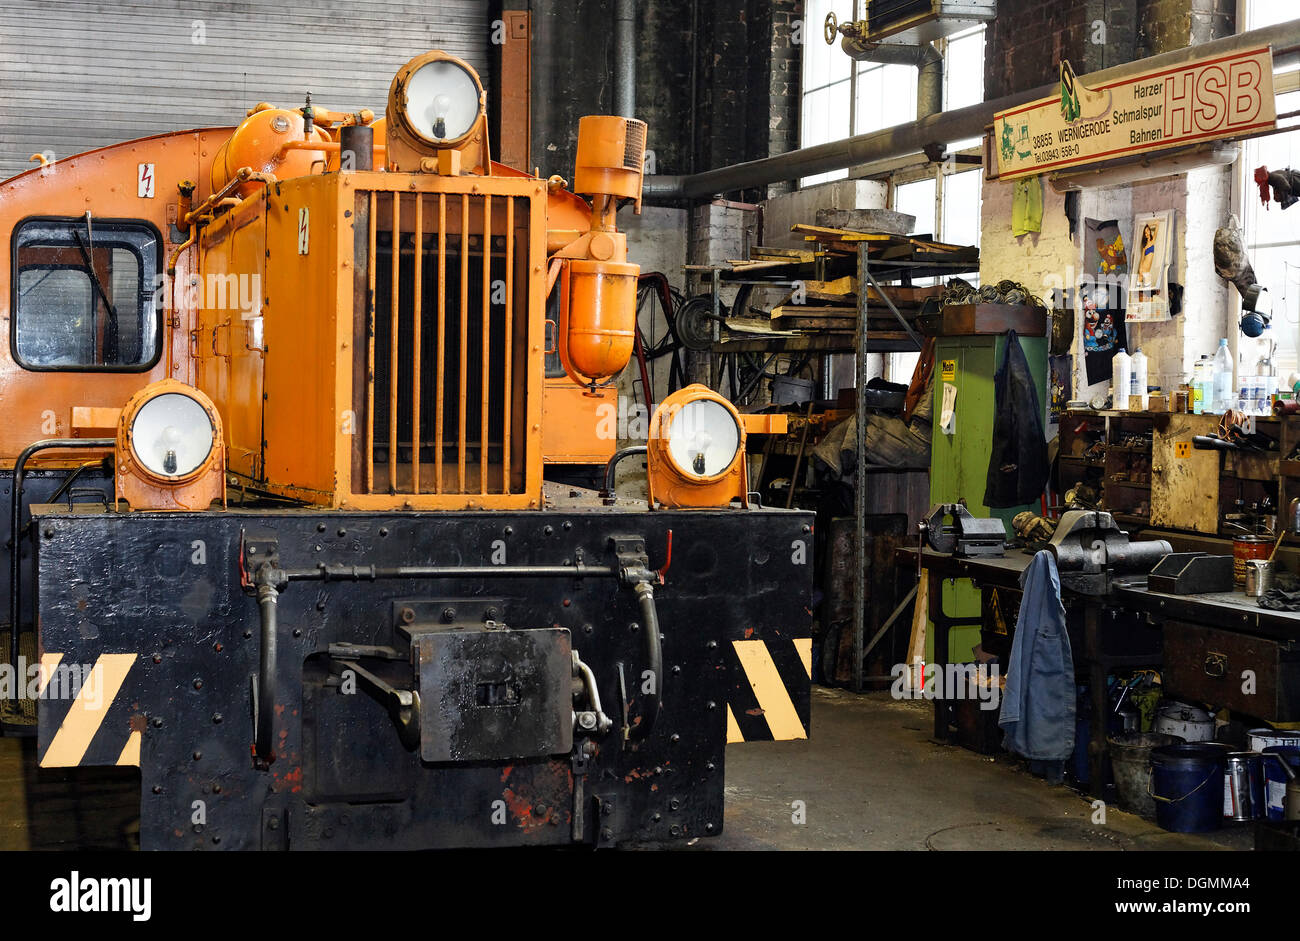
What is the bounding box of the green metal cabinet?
[928,334,1049,662]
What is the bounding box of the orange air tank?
[211,107,329,196]
[558,115,647,386]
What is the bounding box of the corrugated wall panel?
[0,0,491,179]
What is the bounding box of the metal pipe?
[255,580,278,765]
[644,19,1300,201]
[8,439,114,702]
[573,652,613,735]
[601,445,648,503]
[625,579,662,740]
[283,561,620,582]
[614,0,636,118]
[841,39,943,119]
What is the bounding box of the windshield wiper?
[73,212,120,362]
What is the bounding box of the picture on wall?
[1127,209,1175,322]
[1081,217,1128,385]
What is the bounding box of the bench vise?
[1047,510,1172,595]
[919,503,1007,558]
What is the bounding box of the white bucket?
[1155,701,1215,742]
[1248,728,1300,752]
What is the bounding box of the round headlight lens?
[131,393,215,478]
[403,59,481,143]
[665,399,740,478]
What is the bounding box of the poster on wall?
[1050,354,1073,426]
[1081,217,1128,385]
[993,48,1276,181]
[1127,210,1175,322]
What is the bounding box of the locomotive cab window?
[12,217,161,370]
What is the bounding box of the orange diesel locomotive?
[0,52,810,849]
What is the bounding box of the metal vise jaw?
[919,503,1007,558]
[1047,510,1172,595]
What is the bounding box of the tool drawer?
[1163,621,1300,722]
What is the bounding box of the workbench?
[897,546,1160,796]
[899,539,1300,796]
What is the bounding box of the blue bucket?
[1262,746,1300,821]
[1150,742,1231,833]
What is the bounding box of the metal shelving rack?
[850,245,980,693]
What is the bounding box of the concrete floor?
[0,686,1258,851]
[711,687,1254,850]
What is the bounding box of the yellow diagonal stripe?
[38,653,63,694]
[40,654,136,768]
[117,729,141,767]
[794,637,812,678]
[726,705,743,744]
[732,640,806,741]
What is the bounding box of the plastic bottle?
[1130,348,1148,410]
[1112,348,1131,411]
[1212,338,1233,413]
[1257,337,1278,414]
[1192,356,1209,414]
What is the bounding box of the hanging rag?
[998,550,1076,761]
[1064,190,1081,239]
[1012,176,1043,236]
[984,330,1049,508]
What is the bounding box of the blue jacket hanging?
[999,550,1075,761]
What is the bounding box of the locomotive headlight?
[131,392,215,479]
[399,56,483,145]
[664,399,741,480]
[117,380,225,510]
[646,386,749,509]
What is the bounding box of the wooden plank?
[726,317,797,336]
[903,578,929,694]
[751,245,818,263]
[791,223,895,241]
[772,304,858,319]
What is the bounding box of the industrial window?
[1238,0,1300,379]
[12,217,161,371]
[799,4,985,185]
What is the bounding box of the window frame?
[10,214,164,374]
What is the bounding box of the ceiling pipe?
[614,0,637,118]
[841,38,943,120]
[643,18,1300,203]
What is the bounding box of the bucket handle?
[1263,752,1299,782]
[1147,767,1219,804]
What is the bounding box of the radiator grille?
[623,120,647,170]
[352,189,530,496]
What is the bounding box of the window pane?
[1247,0,1299,29]
[801,80,851,186]
[17,269,95,366]
[895,177,937,235]
[1242,91,1300,251]
[855,62,917,132]
[1243,245,1300,379]
[14,218,159,370]
[803,0,853,91]
[942,168,982,247]
[944,27,985,112]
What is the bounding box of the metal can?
[1246,559,1274,597]
[1234,535,1272,586]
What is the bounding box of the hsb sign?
[995,46,1276,180]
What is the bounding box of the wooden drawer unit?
[1163,621,1300,722]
